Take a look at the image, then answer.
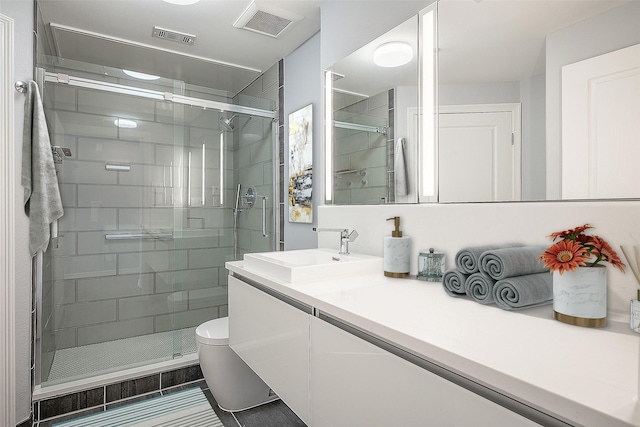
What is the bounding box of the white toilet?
[195,316,274,412]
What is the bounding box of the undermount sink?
[243,248,383,283]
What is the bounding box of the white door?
[562,43,640,199]
[439,104,521,203]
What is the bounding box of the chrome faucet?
[313,228,359,255]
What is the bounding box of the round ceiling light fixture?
[373,42,413,68]
[114,118,138,129]
[123,69,161,80]
[162,0,200,5]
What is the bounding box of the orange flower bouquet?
[539,224,625,275]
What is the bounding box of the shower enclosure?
[35,56,278,388]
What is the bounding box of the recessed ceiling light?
[162,0,200,5]
[373,42,413,68]
[114,118,137,129]
[123,69,161,80]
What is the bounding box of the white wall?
[0,0,34,423]
[545,1,640,199]
[520,73,546,201]
[320,1,432,70]
[318,201,640,317]
[438,81,520,106]
[284,33,322,250]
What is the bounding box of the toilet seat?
[195,317,229,346]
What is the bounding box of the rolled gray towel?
[465,272,497,305]
[443,268,469,297]
[455,244,522,274]
[493,273,553,311]
[479,245,549,280]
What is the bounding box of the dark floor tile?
[105,391,162,410]
[83,387,104,408]
[234,399,307,427]
[161,364,203,388]
[39,387,104,419]
[106,374,160,402]
[36,406,104,427]
[162,379,207,395]
[202,389,239,427]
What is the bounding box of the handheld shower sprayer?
[234,183,242,213]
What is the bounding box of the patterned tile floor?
[45,328,197,386]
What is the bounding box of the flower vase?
[552,265,607,327]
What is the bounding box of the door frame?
[1,12,17,427]
[439,103,522,201]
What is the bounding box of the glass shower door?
[38,59,189,386]
[36,56,277,387]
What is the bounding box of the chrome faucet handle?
[313,227,357,255]
[339,229,358,255]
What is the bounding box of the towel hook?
[15,81,28,94]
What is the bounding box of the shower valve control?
[52,146,71,164]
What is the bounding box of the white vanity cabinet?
[228,276,311,424]
[310,316,541,427]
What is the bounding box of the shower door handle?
[261,196,269,237]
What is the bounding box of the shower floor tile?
[45,327,197,385]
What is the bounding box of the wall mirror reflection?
[439,0,640,203]
[325,15,419,205]
[326,0,640,205]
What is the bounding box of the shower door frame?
[43,72,277,120]
[34,69,280,388]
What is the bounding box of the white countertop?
[226,259,640,427]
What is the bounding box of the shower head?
[219,114,238,131]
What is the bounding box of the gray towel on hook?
[465,272,497,305]
[479,245,549,280]
[394,137,409,196]
[455,244,522,274]
[21,80,63,256]
[442,268,469,297]
[493,273,553,311]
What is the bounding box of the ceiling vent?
[152,26,196,45]
[233,1,302,38]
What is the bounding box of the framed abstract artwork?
[288,104,313,223]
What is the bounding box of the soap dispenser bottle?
[384,216,411,278]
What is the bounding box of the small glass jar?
[630,290,640,333]
[417,248,445,282]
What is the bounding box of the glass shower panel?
[38,59,189,385]
[35,55,277,387]
[232,113,277,259]
[171,105,277,334]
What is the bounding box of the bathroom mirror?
[326,0,640,204]
[438,0,639,203]
[325,15,420,205]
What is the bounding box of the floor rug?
[53,388,223,427]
